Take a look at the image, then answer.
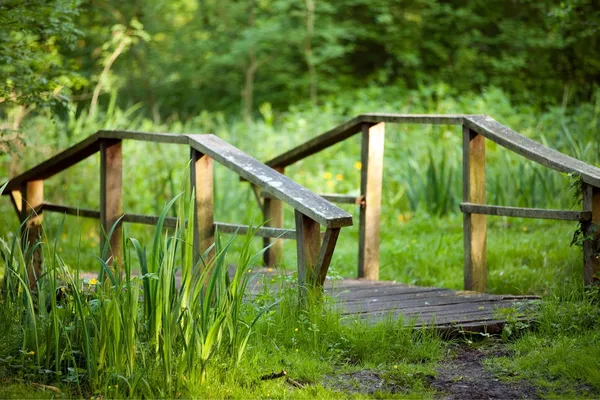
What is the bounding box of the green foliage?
[0,0,84,109]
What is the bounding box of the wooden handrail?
[266,114,466,169]
[186,134,352,228]
[257,112,600,290]
[5,131,353,291]
[464,116,600,187]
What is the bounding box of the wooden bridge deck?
[248,269,540,334]
[80,268,539,335]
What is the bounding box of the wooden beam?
[316,228,341,285]
[100,140,123,266]
[295,210,321,288]
[358,122,385,280]
[191,148,214,263]
[216,222,295,239]
[5,133,102,193]
[464,115,600,188]
[583,185,600,285]
[463,127,487,292]
[187,134,353,229]
[265,114,465,169]
[263,192,362,205]
[263,168,285,266]
[22,180,44,287]
[460,203,590,222]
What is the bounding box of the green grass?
[1,87,599,398]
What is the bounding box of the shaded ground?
[431,344,538,399]
[324,342,540,398]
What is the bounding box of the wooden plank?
[4,133,102,192]
[463,127,487,292]
[22,181,44,287]
[187,134,353,229]
[41,203,101,219]
[215,222,295,239]
[190,148,214,262]
[339,293,500,314]
[460,202,590,221]
[266,116,364,168]
[263,192,362,205]
[10,190,22,215]
[266,114,465,169]
[349,299,525,317]
[329,285,449,300]
[316,228,341,285]
[358,122,384,280]
[295,210,321,287]
[39,204,295,240]
[335,287,481,304]
[583,184,600,285]
[359,113,465,126]
[100,140,123,265]
[98,130,189,144]
[263,167,285,267]
[464,115,600,187]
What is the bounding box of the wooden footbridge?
[3,114,600,333]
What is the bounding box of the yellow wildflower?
[294,328,299,332]
[335,174,343,181]
[267,268,273,272]
[354,161,362,170]
[88,278,98,286]
[522,226,528,232]
[393,365,398,369]
[28,351,35,355]
[324,172,332,180]
[248,269,252,273]
[327,180,335,189]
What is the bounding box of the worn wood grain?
[5,133,102,192]
[191,148,215,261]
[460,202,590,221]
[264,192,361,205]
[98,130,188,144]
[316,228,341,285]
[100,140,123,265]
[187,134,352,229]
[263,167,285,267]
[464,115,600,187]
[22,180,44,287]
[215,222,295,239]
[583,184,600,285]
[463,127,487,292]
[266,114,465,169]
[358,122,385,280]
[295,210,321,287]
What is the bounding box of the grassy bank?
[0,86,599,398]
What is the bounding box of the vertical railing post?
[463,126,487,292]
[21,180,44,287]
[100,139,123,266]
[295,210,321,290]
[358,122,385,280]
[583,184,600,285]
[263,167,285,267]
[190,148,214,265]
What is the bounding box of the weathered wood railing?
[256,113,600,291]
[3,131,353,289]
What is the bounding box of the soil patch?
[431,343,539,399]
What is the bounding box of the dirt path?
[323,343,540,398]
[431,344,539,399]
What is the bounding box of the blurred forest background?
[1,0,599,291]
